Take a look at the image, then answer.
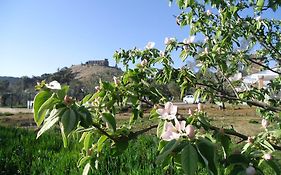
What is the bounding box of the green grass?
[0,126,186,175]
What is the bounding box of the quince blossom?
[261,119,269,128]
[145,42,155,49]
[164,37,176,45]
[160,118,196,141]
[183,36,195,44]
[157,102,177,120]
[45,81,61,90]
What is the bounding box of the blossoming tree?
[33,0,281,174]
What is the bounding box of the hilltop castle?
[85,59,109,67]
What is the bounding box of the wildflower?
[263,153,272,160]
[206,10,212,16]
[157,102,177,120]
[246,166,256,175]
[45,80,61,90]
[183,36,195,44]
[261,119,269,129]
[145,42,155,49]
[164,37,176,45]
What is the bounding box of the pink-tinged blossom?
[261,119,269,129]
[188,108,193,115]
[197,103,202,111]
[95,86,100,91]
[145,42,155,49]
[185,124,195,139]
[263,153,272,160]
[183,36,195,44]
[45,81,61,90]
[157,102,177,120]
[175,119,186,133]
[246,166,256,175]
[160,51,165,57]
[161,122,180,141]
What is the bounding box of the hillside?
[70,64,123,83]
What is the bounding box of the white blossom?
[45,81,61,90]
[157,102,177,120]
[206,10,212,16]
[164,37,176,45]
[183,36,195,44]
[145,42,155,49]
[261,119,269,129]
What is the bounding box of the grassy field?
[0,104,263,174]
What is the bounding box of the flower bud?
[246,166,256,175]
[64,95,73,105]
[95,86,100,91]
[261,119,269,129]
[113,76,119,85]
[188,108,193,115]
[247,136,254,144]
[160,51,165,57]
[185,124,195,139]
[164,37,176,45]
[263,153,272,160]
[197,103,202,111]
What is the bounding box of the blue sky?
[0,1,280,77]
[0,0,188,77]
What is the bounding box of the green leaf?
[33,91,52,126]
[78,156,91,167]
[37,94,60,126]
[60,122,68,147]
[265,159,281,174]
[157,139,179,163]
[84,132,93,151]
[61,108,78,135]
[157,120,165,138]
[36,108,64,138]
[181,143,198,175]
[97,135,108,152]
[82,94,93,104]
[78,106,93,128]
[57,85,69,100]
[102,112,116,132]
[196,138,217,174]
[256,0,264,11]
